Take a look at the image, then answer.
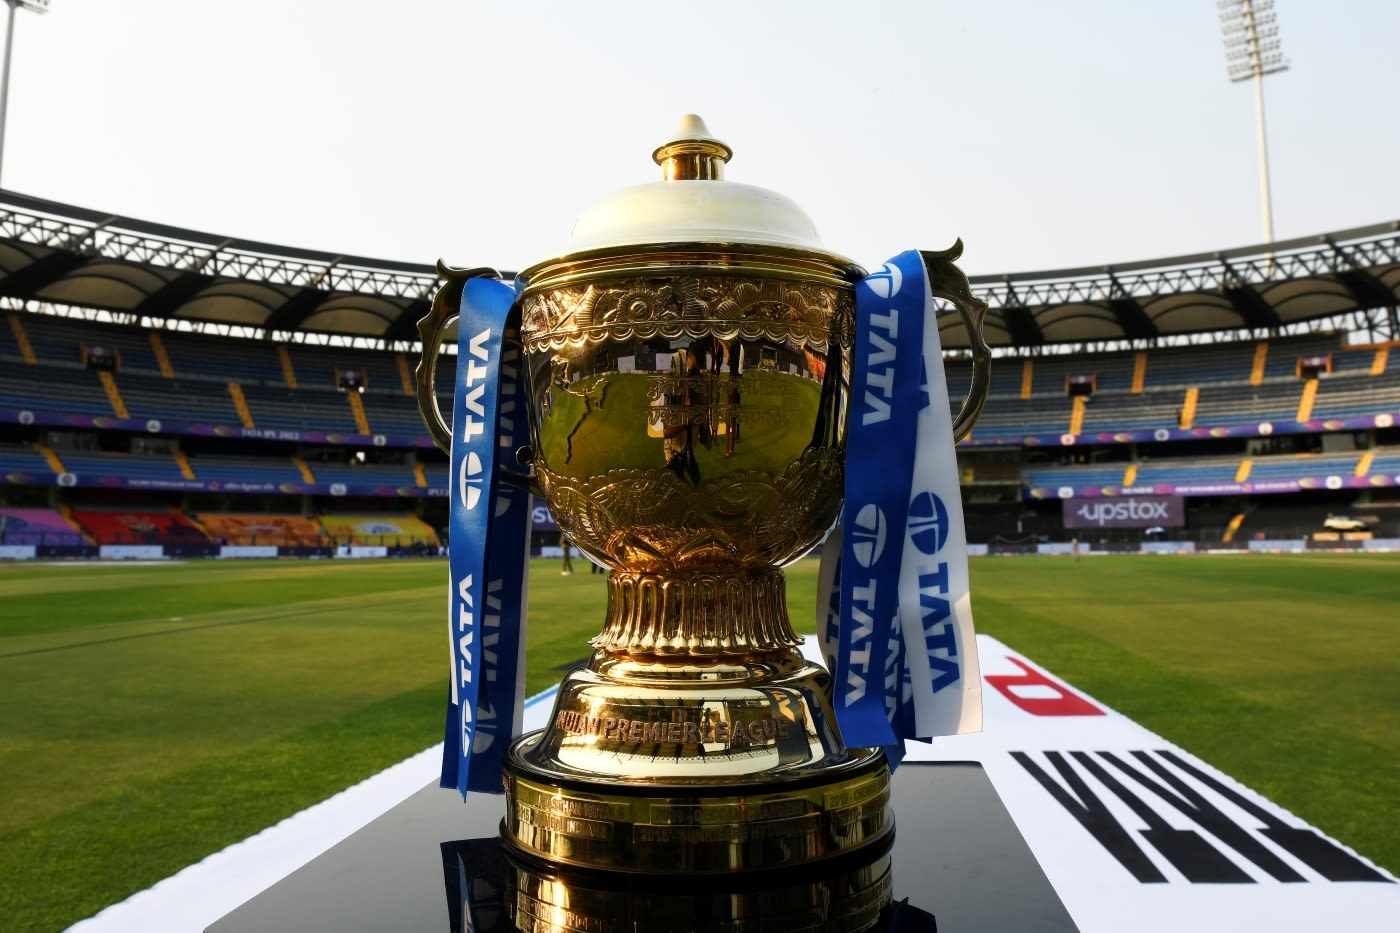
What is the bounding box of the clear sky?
[3,0,1396,278]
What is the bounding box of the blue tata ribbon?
[826,250,982,764]
[441,277,531,797]
[833,251,927,752]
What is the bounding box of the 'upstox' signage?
[1064,495,1185,529]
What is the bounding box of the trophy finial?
[652,113,732,181]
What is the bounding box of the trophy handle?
[918,241,991,443]
[414,263,502,453]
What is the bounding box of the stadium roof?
[1,190,1396,350]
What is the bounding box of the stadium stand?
[1313,375,1400,419]
[971,395,1070,438]
[419,461,449,491]
[194,513,327,547]
[1023,464,1133,489]
[318,514,440,547]
[359,391,429,435]
[285,342,406,395]
[239,383,361,434]
[159,330,285,385]
[0,365,113,417]
[0,439,53,476]
[1,191,1396,555]
[1191,382,1299,427]
[1370,447,1400,476]
[1079,392,1184,433]
[1133,456,1243,487]
[118,373,241,423]
[0,506,85,545]
[17,313,161,372]
[1245,451,1363,482]
[59,450,189,485]
[182,452,306,487]
[70,507,208,546]
[299,458,419,488]
[1143,341,1260,388]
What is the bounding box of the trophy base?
[500,649,893,878]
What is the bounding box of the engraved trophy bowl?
[417,115,990,927]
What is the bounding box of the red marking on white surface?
[986,657,1105,716]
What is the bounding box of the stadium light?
[0,0,48,187]
[1219,0,1287,246]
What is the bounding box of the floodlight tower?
[0,0,48,187]
[1219,0,1287,245]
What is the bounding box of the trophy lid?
[534,114,855,266]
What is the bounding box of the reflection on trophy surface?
[418,114,989,931]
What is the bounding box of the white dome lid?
[568,178,827,253]
[546,115,852,264]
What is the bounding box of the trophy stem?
[595,567,802,658]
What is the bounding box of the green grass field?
[2,553,1397,931]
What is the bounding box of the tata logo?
[865,262,903,299]
[460,328,493,444]
[907,491,949,556]
[858,292,902,426]
[459,451,484,510]
[850,504,887,568]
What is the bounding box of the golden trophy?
[417,115,990,931]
